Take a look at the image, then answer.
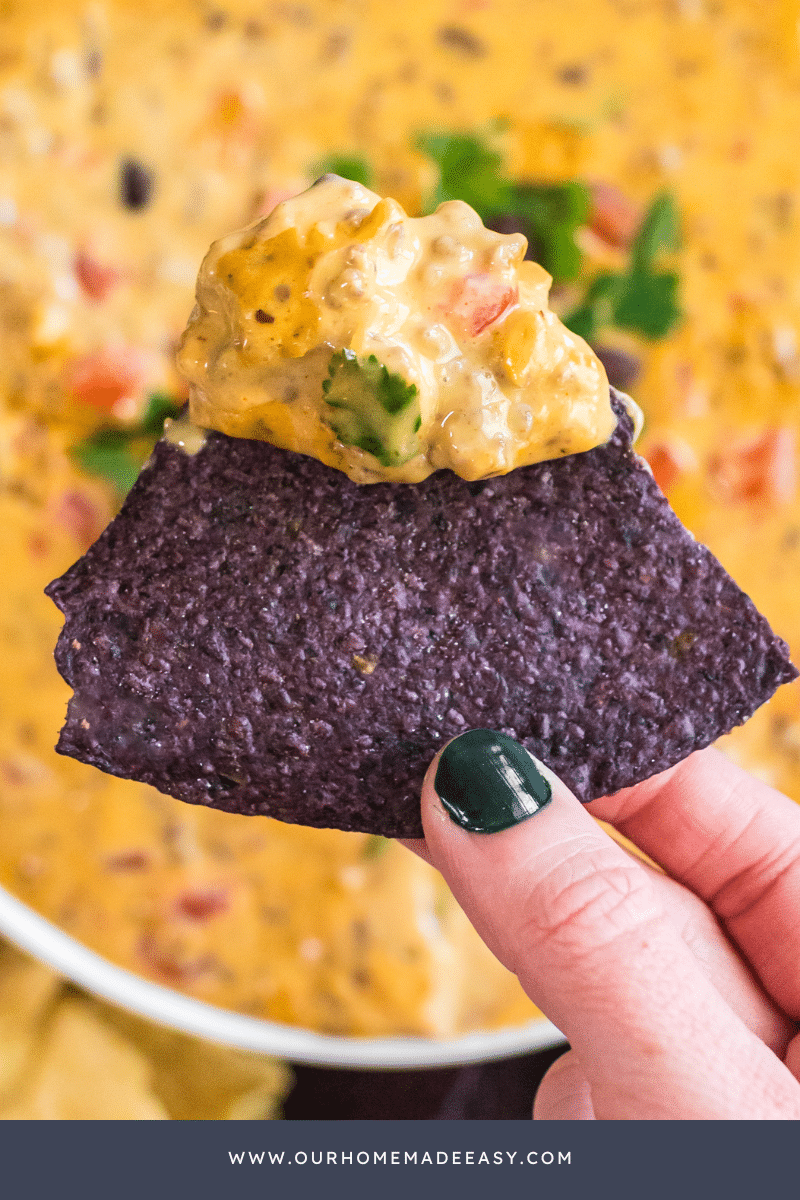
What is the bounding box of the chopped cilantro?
[416,131,681,340]
[612,267,681,339]
[139,391,185,435]
[507,180,590,282]
[561,273,618,344]
[70,394,184,496]
[314,154,374,189]
[416,130,590,283]
[415,130,508,214]
[322,350,421,468]
[630,190,680,272]
[564,191,682,342]
[71,433,144,495]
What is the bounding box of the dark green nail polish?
[434,729,552,833]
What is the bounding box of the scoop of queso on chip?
[177,175,615,482]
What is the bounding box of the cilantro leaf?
[315,154,374,189]
[612,268,681,339]
[415,130,509,213]
[322,350,421,468]
[563,272,620,343]
[139,392,185,435]
[508,181,591,282]
[71,432,145,494]
[70,393,184,496]
[564,192,682,343]
[630,191,680,273]
[416,131,589,283]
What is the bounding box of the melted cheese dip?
[179,176,612,482]
[1,0,800,1037]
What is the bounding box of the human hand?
[403,731,800,1119]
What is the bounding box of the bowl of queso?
[1,0,799,1068]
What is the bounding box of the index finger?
[590,747,800,1019]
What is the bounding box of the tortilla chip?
[95,1007,291,1120]
[0,995,168,1120]
[0,941,61,1103]
[47,393,797,837]
[0,939,290,1120]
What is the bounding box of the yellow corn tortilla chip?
[96,1007,291,1120]
[0,940,61,1103]
[0,938,290,1120]
[0,994,168,1120]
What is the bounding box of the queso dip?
[1,0,799,1036]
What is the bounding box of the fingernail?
[434,729,552,833]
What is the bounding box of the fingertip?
[423,729,556,836]
[533,1050,595,1121]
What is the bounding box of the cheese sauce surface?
[1,0,800,1038]
[179,176,612,482]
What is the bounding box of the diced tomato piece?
[137,935,221,983]
[27,533,50,559]
[708,427,796,505]
[105,849,152,872]
[53,489,106,550]
[588,181,640,250]
[643,440,692,493]
[66,346,147,414]
[448,274,517,337]
[250,185,302,220]
[174,885,231,922]
[75,250,121,301]
[1,760,31,786]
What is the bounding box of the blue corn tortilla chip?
[47,392,797,837]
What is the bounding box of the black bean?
[592,345,642,392]
[85,49,103,77]
[436,25,486,57]
[485,212,543,262]
[557,63,589,86]
[485,213,522,237]
[120,159,154,210]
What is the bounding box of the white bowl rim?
[0,884,565,1069]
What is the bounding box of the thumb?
[532,1050,595,1120]
[420,729,800,1120]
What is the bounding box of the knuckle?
[712,829,800,923]
[508,844,661,967]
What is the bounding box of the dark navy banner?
[0,1119,796,1200]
